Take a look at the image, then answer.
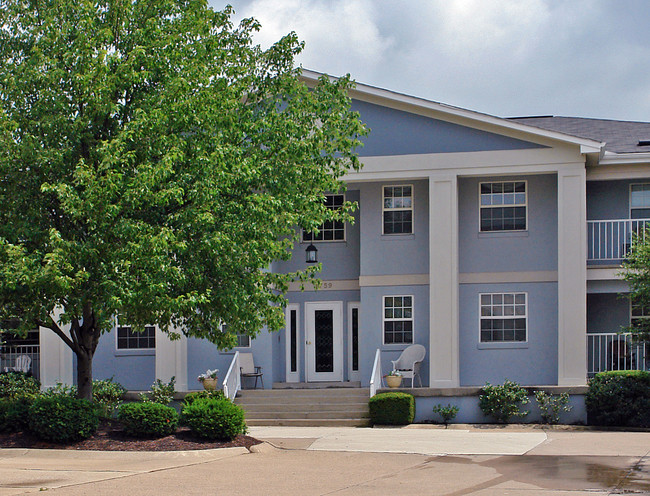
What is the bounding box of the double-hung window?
[479,293,527,343]
[302,194,345,242]
[480,181,527,232]
[383,296,413,344]
[631,299,650,331]
[383,185,413,234]
[221,324,251,348]
[630,183,650,219]
[116,317,156,350]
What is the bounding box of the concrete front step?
[240,403,368,413]
[243,410,370,420]
[245,418,370,427]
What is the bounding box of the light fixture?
[305,243,318,263]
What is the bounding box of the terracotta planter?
[202,378,218,391]
[386,375,402,388]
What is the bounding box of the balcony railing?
[0,345,40,380]
[587,333,648,377]
[587,218,650,262]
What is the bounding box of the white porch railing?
[369,348,383,397]
[587,218,650,262]
[1,345,40,380]
[587,333,649,377]
[222,351,241,401]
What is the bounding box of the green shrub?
[92,378,126,418]
[0,372,40,399]
[183,390,226,406]
[0,397,33,432]
[181,398,247,440]
[368,392,414,425]
[118,402,179,438]
[28,396,99,443]
[479,380,530,423]
[534,391,572,425]
[585,370,650,427]
[44,382,77,398]
[140,377,176,405]
[432,403,459,426]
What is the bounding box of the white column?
[39,312,74,389]
[155,328,188,391]
[429,174,460,387]
[557,168,587,385]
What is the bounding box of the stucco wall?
[587,180,634,220]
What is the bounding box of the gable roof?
[509,116,650,154]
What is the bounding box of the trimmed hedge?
[585,370,650,427]
[0,397,32,432]
[181,398,247,440]
[28,396,99,443]
[0,372,40,400]
[118,402,179,438]
[368,392,414,425]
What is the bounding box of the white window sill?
[477,342,529,350]
[478,231,529,239]
[381,234,415,240]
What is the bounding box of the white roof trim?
[598,151,650,165]
[301,69,605,154]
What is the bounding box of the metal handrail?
[587,332,648,376]
[222,351,241,401]
[369,348,382,397]
[587,218,650,261]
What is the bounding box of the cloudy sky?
[208,0,649,122]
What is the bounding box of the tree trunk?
[76,348,93,401]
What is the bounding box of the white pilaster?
[429,174,460,387]
[39,316,74,389]
[557,169,587,385]
[155,328,188,391]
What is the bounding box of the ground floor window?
[479,292,527,342]
[383,295,413,344]
[221,324,251,348]
[116,317,156,350]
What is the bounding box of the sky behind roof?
[209,0,650,122]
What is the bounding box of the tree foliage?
[621,229,650,341]
[0,0,366,398]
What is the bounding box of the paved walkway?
[0,426,648,495]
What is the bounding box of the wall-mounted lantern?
[305,243,318,263]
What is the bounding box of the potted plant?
[197,369,219,391]
[385,370,402,388]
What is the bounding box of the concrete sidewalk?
[0,426,648,495]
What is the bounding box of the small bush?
[479,380,530,423]
[181,398,247,440]
[183,390,226,406]
[118,402,179,438]
[44,382,77,398]
[140,377,176,405]
[0,397,33,432]
[0,372,40,399]
[432,403,459,426]
[92,378,126,418]
[585,370,650,427]
[28,396,99,443]
[368,392,414,425]
[534,391,572,425]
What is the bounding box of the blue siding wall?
[459,174,558,273]
[351,100,544,157]
[459,282,558,386]
[274,190,360,281]
[93,328,155,390]
[359,285,430,386]
[587,293,629,333]
[359,180,429,276]
[587,180,637,220]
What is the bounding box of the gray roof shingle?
[509,116,650,154]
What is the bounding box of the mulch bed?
[0,419,261,451]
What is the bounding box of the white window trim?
[382,184,414,235]
[478,292,528,344]
[478,180,528,233]
[285,304,300,383]
[348,302,361,380]
[629,183,650,219]
[382,295,414,345]
[114,316,156,351]
[302,193,346,243]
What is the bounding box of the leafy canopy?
[621,229,650,341]
[0,0,366,349]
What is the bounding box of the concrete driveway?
[0,426,648,495]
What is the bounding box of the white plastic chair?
[391,344,426,387]
[13,354,31,374]
[239,353,264,389]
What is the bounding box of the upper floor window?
[116,317,156,350]
[302,194,345,242]
[383,295,413,344]
[480,181,527,232]
[479,292,527,343]
[383,185,413,234]
[630,183,650,219]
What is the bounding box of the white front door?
[306,302,343,382]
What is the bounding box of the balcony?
[1,345,40,381]
[587,333,649,377]
[587,218,650,263]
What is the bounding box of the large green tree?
[622,229,650,341]
[0,0,365,399]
